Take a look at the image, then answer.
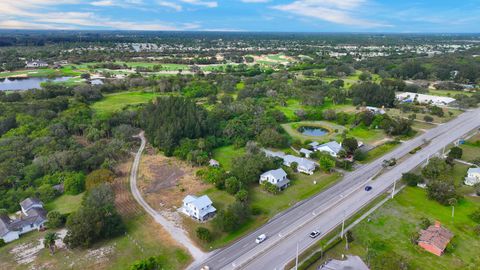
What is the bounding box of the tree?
[43,232,59,255]
[469,208,480,223]
[225,177,241,195]
[129,257,163,270]
[235,189,249,202]
[342,137,358,154]
[319,156,335,172]
[85,169,115,191]
[256,128,288,148]
[423,115,434,123]
[64,184,125,248]
[291,162,299,173]
[351,82,395,107]
[64,172,85,195]
[196,227,213,242]
[448,147,463,160]
[46,211,65,228]
[419,217,432,229]
[422,157,448,180]
[402,173,423,187]
[426,180,459,205]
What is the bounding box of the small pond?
[298,126,329,137]
[0,76,72,91]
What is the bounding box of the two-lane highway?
[193,108,480,270]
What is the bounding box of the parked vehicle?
[256,234,267,244]
[309,230,321,238]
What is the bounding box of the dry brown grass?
[113,159,143,217]
[137,151,209,212]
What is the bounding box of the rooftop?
[419,221,453,252]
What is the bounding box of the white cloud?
[241,0,269,3]
[156,0,183,11]
[179,0,218,8]
[91,0,116,6]
[272,0,390,27]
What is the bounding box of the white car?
[255,234,267,244]
[309,230,321,238]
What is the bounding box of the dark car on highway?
[365,186,373,191]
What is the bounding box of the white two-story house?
[181,195,216,222]
[465,167,480,186]
[259,168,290,190]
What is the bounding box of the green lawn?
[281,121,345,143]
[274,99,306,120]
[347,127,386,145]
[429,89,474,97]
[0,67,80,78]
[212,145,245,171]
[45,193,84,214]
[309,187,480,270]
[387,107,461,124]
[361,141,401,163]
[91,91,160,118]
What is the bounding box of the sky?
[0,0,479,32]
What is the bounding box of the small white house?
[313,141,343,158]
[209,159,220,167]
[260,168,290,190]
[25,60,48,68]
[465,167,480,186]
[300,148,313,158]
[366,106,386,115]
[181,195,216,222]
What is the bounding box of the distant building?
[209,159,220,167]
[319,255,369,270]
[259,168,290,190]
[25,60,48,68]
[262,149,317,175]
[418,221,453,256]
[365,106,385,115]
[0,198,47,243]
[396,92,455,107]
[181,195,216,222]
[464,167,480,186]
[312,141,343,158]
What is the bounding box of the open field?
[361,141,401,163]
[429,89,474,97]
[347,126,387,145]
[307,187,480,270]
[281,121,345,143]
[0,67,80,79]
[91,91,160,117]
[387,107,462,124]
[45,193,84,214]
[274,99,356,121]
[212,145,246,171]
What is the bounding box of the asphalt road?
[193,108,480,270]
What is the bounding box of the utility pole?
[295,242,299,270]
[392,180,396,199]
[341,211,345,238]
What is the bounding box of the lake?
[0,77,72,91]
[298,126,329,136]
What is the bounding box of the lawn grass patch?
[91,91,160,118]
[361,141,401,163]
[212,145,245,171]
[45,193,84,214]
[347,127,385,145]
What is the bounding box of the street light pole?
[392,180,396,199]
[295,242,299,270]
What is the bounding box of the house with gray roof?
[1,198,47,243]
[260,168,290,190]
[181,195,216,222]
[283,155,316,175]
[465,167,480,186]
[300,148,313,158]
[313,141,343,158]
[25,60,48,68]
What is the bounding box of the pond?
[0,76,72,91]
[298,126,329,137]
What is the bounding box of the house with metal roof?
[181,195,216,222]
[1,198,47,243]
[313,141,343,158]
[260,168,290,190]
[464,167,480,186]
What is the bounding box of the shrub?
[402,173,423,187]
[64,173,86,195]
[196,227,213,242]
[419,217,431,229]
[85,169,115,191]
[47,211,66,228]
[423,115,434,122]
[225,177,241,195]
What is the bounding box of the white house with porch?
[181,195,216,222]
[259,168,290,190]
[0,198,47,243]
[312,141,343,158]
[465,167,480,186]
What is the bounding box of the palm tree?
[44,232,59,255]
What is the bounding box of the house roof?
[261,168,287,180]
[317,141,342,154]
[309,141,320,147]
[320,255,369,270]
[419,222,453,252]
[262,149,286,159]
[0,215,12,237]
[468,168,480,174]
[186,195,214,210]
[19,198,42,211]
[284,155,316,170]
[300,148,313,154]
[183,195,198,205]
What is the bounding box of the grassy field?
[281,121,345,143]
[91,91,160,117]
[361,141,401,163]
[347,127,386,145]
[274,99,356,121]
[460,134,480,162]
[45,193,84,214]
[308,187,480,270]
[0,67,80,79]
[212,145,245,171]
[428,89,474,97]
[387,107,462,124]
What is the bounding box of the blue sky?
[0,0,479,32]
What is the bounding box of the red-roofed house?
[418,221,453,256]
